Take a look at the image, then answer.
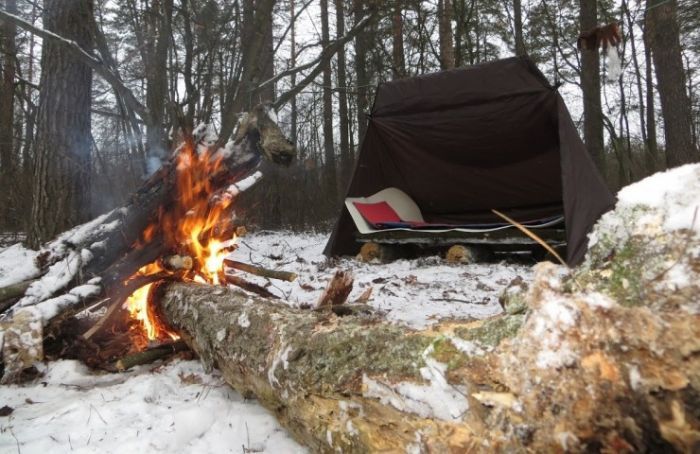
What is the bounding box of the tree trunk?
[391,0,405,78]
[646,0,698,168]
[28,0,95,248]
[438,0,455,69]
[335,0,351,194]
[579,0,606,173]
[643,15,659,171]
[320,0,338,207]
[513,0,526,56]
[290,0,298,147]
[0,0,16,184]
[623,1,649,173]
[353,0,370,143]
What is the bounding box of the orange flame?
[126,142,237,341]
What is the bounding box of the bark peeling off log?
[157,282,481,452]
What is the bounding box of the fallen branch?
[223,259,297,282]
[222,273,279,299]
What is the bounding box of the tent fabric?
[323,56,615,266]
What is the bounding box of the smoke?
[606,47,622,80]
[146,156,163,177]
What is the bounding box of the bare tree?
[392,0,406,77]
[0,0,16,186]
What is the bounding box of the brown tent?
[324,56,615,265]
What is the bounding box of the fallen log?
[156,281,475,452]
[155,263,700,452]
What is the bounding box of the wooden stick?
[491,209,567,266]
[223,259,297,282]
[115,340,188,371]
[222,273,279,299]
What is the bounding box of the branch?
[270,14,373,109]
[0,8,149,121]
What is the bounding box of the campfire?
[0,104,297,376]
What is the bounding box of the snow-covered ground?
[229,231,531,329]
[1,230,530,453]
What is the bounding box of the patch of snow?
[448,336,488,356]
[268,344,293,387]
[238,311,251,328]
[69,284,101,299]
[0,243,39,287]
[226,231,531,329]
[0,359,305,453]
[363,344,469,421]
[582,292,614,309]
[18,250,83,307]
[216,329,227,342]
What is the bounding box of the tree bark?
[579,0,606,173]
[646,0,698,167]
[335,0,352,194]
[0,0,16,184]
[643,16,659,171]
[144,0,173,158]
[391,0,406,78]
[320,0,338,206]
[28,0,95,248]
[513,0,526,56]
[438,0,455,69]
[353,0,370,144]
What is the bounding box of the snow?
[18,250,83,308]
[0,360,305,453]
[590,163,700,250]
[227,231,531,329]
[362,344,470,421]
[0,243,39,287]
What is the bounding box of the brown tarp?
[324,56,615,265]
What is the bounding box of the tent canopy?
[324,56,615,265]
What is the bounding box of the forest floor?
[0,230,532,453]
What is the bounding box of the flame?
[126,142,238,341]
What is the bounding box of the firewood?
[222,273,279,299]
[223,258,297,282]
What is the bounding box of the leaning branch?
[0,8,149,121]
[269,14,373,109]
